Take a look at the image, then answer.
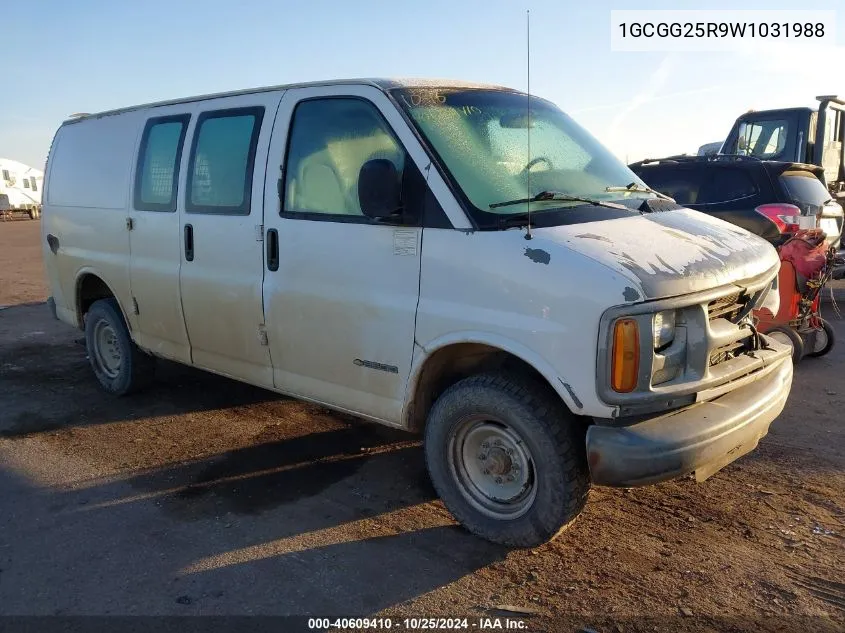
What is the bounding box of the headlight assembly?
[653,310,676,350]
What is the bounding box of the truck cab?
[721,96,845,202]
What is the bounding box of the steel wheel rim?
[448,415,537,520]
[92,320,121,378]
[769,331,793,349]
[812,328,829,354]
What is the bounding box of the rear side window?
[697,168,757,204]
[779,170,831,212]
[30,177,37,191]
[186,107,264,215]
[1,170,9,181]
[634,166,708,206]
[134,115,190,212]
[23,178,30,188]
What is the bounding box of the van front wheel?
[84,298,155,395]
[424,372,590,547]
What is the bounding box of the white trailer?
[0,157,44,219]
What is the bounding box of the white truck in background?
[0,157,44,219]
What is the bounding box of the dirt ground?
[1,219,843,632]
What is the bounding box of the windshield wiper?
[606,182,675,202]
[489,190,629,211]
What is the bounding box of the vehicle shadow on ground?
[0,303,513,613]
[35,426,509,614]
[0,300,46,309]
[1,305,286,437]
[65,424,427,522]
[178,524,508,615]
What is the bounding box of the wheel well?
[76,274,115,325]
[406,343,563,432]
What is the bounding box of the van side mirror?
[358,159,402,219]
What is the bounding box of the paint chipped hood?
[534,208,780,300]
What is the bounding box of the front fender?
[404,330,618,423]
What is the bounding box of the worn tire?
[84,298,155,395]
[424,371,590,547]
[806,319,836,358]
[768,326,804,364]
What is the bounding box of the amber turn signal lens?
[612,318,639,393]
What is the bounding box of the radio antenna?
[525,9,533,240]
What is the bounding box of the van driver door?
[261,85,432,423]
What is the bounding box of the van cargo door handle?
[184,224,194,262]
[266,228,279,271]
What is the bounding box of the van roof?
[62,77,516,124]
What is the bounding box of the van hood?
[532,208,780,301]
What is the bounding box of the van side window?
[1,170,9,182]
[134,114,190,212]
[282,98,405,217]
[186,107,264,215]
[23,178,30,188]
[30,177,37,192]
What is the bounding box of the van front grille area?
[707,291,756,366]
[709,342,746,367]
[707,292,748,324]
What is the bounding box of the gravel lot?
[1,219,843,632]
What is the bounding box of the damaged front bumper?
[586,345,793,487]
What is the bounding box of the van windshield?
[391,88,648,223]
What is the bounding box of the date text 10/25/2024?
[307,617,532,631]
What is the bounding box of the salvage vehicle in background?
[41,78,793,546]
[720,95,845,205]
[630,155,843,248]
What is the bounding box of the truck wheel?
[806,319,835,358]
[768,326,804,364]
[84,298,155,395]
[424,371,590,547]
[28,208,36,220]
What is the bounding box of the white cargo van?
[41,78,793,546]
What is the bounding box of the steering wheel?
[521,156,552,173]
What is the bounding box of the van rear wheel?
[84,298,155,395]
[424,371,590,547]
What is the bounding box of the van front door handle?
[184,224,194,262]
[266,228,279,271]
